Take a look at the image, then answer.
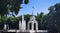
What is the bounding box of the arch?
[28,21,38,30]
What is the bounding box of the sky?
[17,0,60,16]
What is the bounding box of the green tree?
[0,0,29,15]
[0,0,29,24]
[7,16,20,29]
[36,12,44,30]
[44,3,60,33]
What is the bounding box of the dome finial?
[32,6,35,15]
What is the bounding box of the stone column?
[32,22,34,30]
[19,21,21,30]
[28,22,29,30]
[33,23,34,30]
[36,23,38,31]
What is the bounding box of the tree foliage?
[0,0,29,15]
[0,0,29,24]
[44,3,60,33]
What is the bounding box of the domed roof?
[30,15,36,21]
